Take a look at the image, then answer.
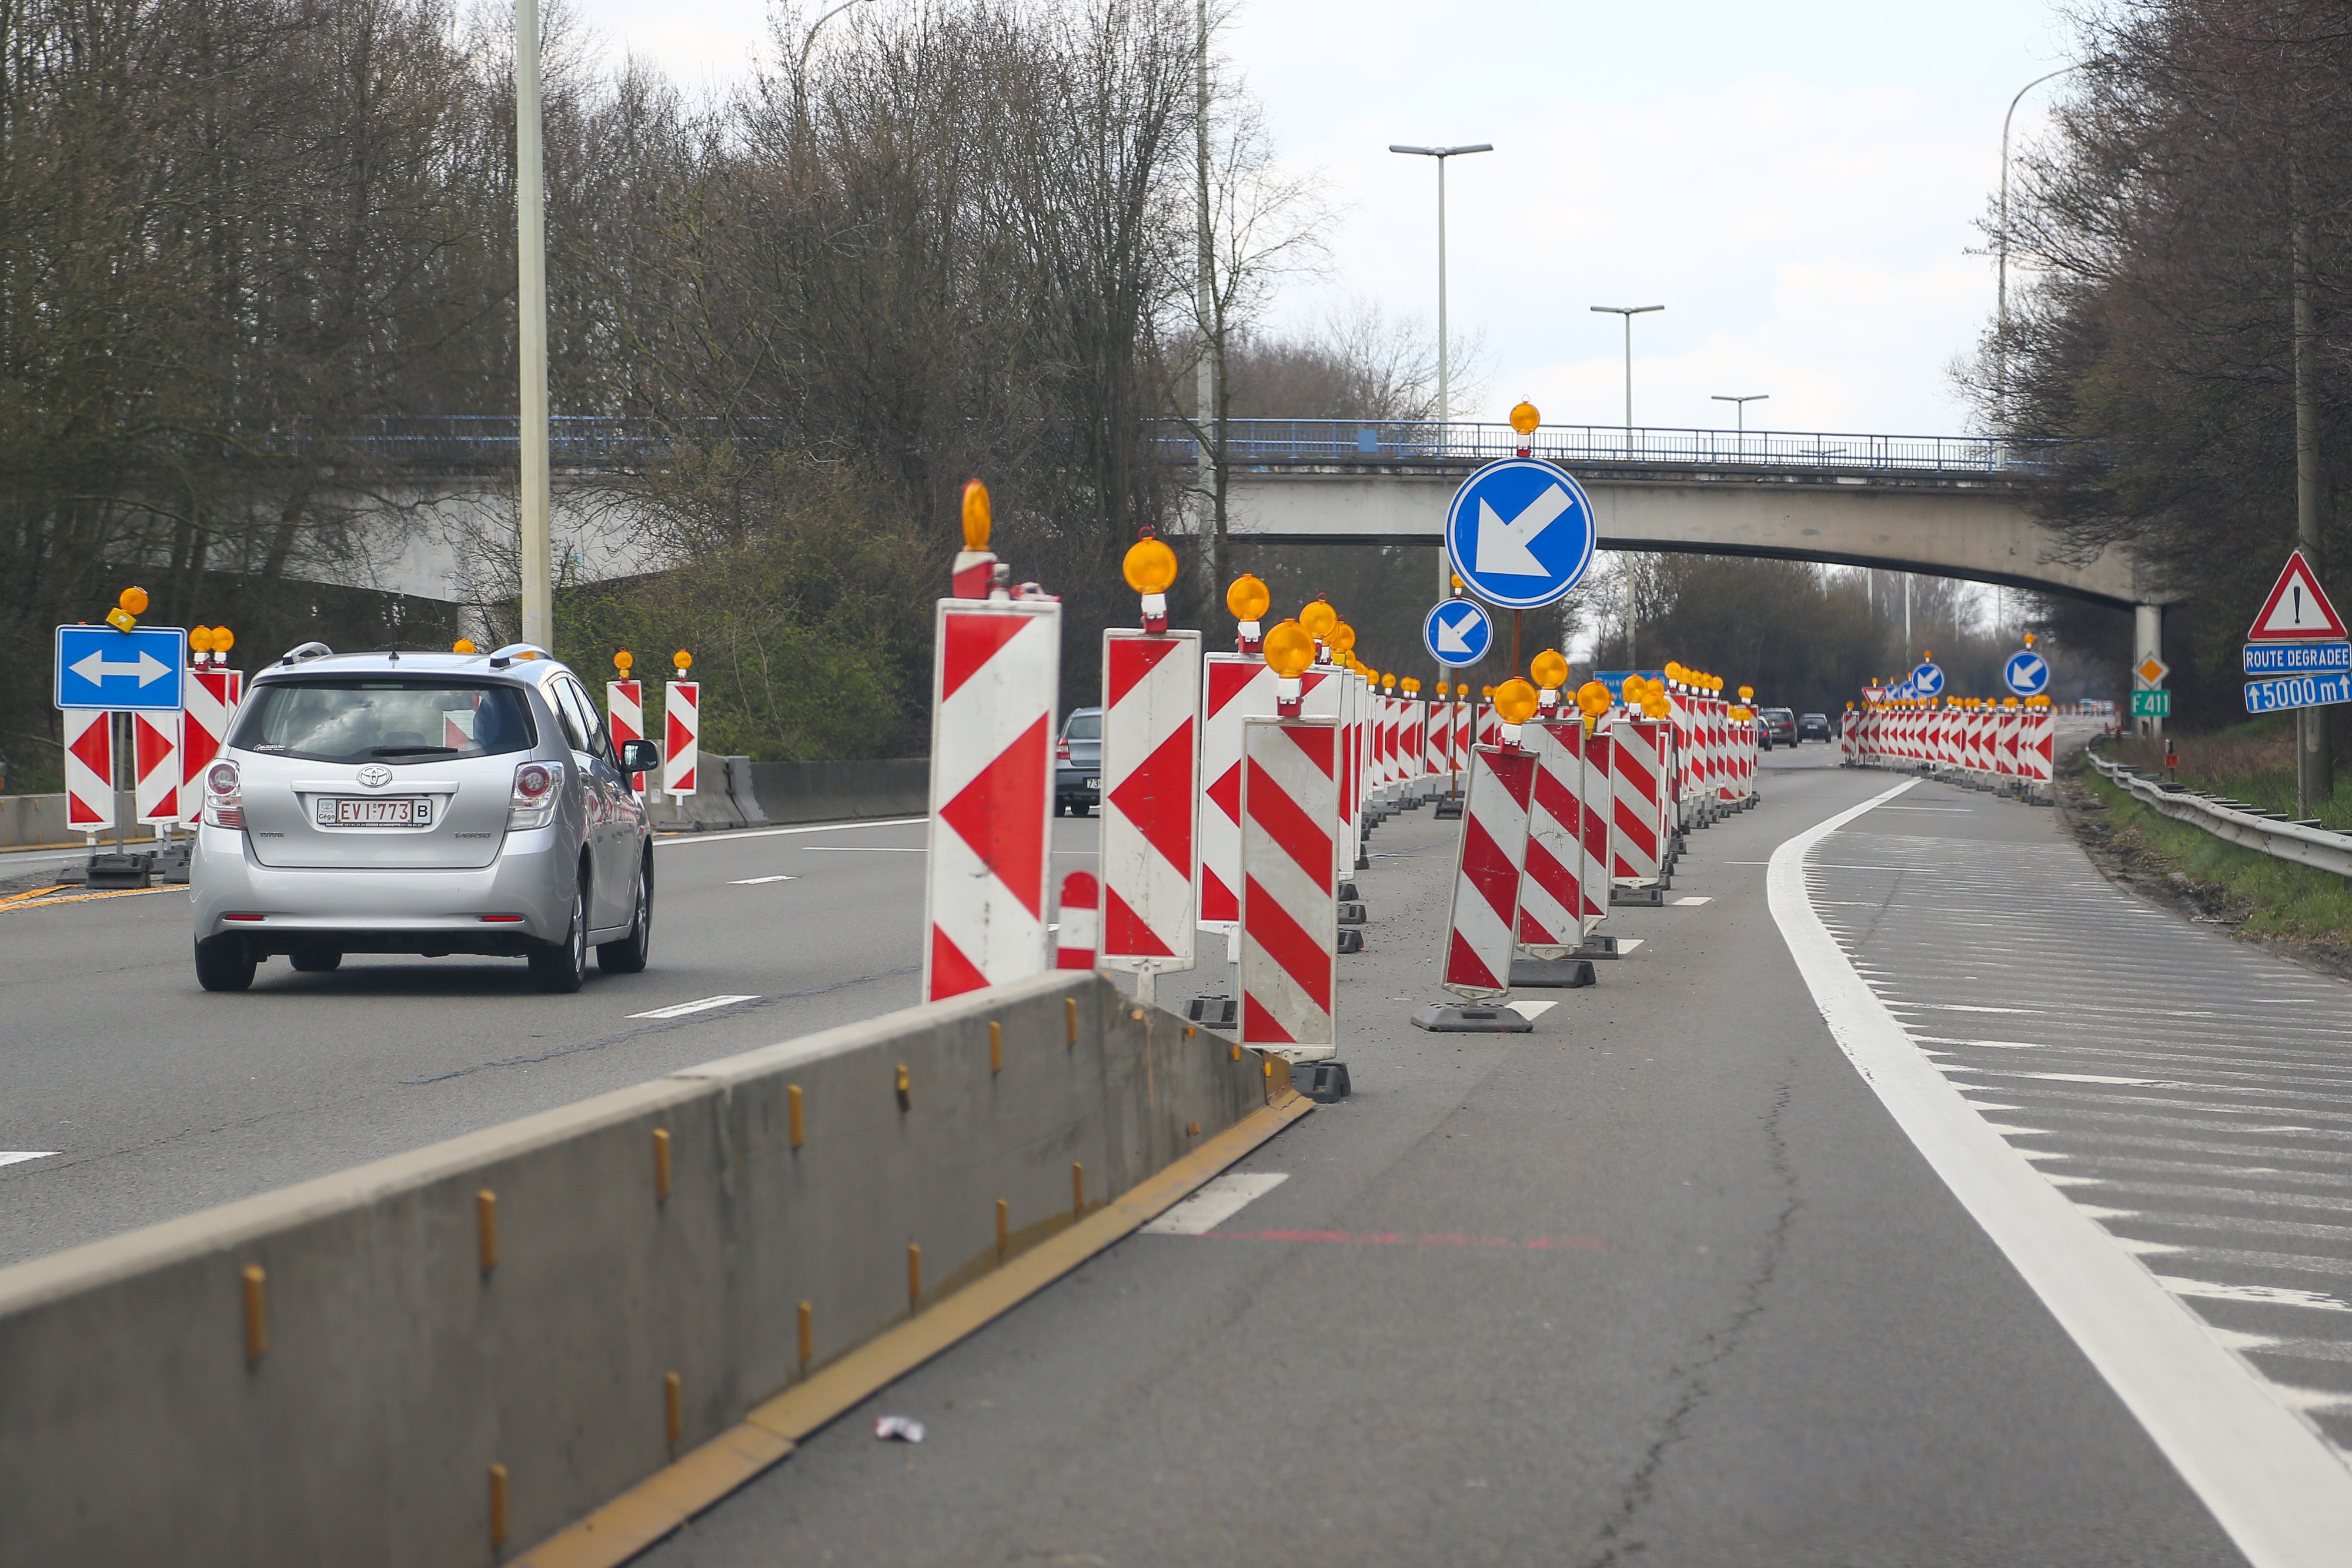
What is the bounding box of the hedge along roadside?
[0,971,1304,1567]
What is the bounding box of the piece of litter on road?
[1671,896,1712,906]
[873,1416,926,1442]
[1143,1172,1288,1235]
[1506,999,1557,1021]
[0,1152,58,1169]
[728,875,796,885]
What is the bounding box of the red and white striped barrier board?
[1518,719,1586,958]
[1198,653,1278,932]
[1441,742,1537,998]
[607,679,646,792]
[1056,871,1100,969]
[2022,710,2054,781]
[1302,669,1357,882]
[1453,700,1473,779]
[133,711,181,825]
[181,669,237,824]
[1611,719,1666,884]
[65,708,115,834]
[1426,699,1450,779]
[1578,727,1613,931]
[922,597,1060,1002]
[1239,715,1338,1059]
[664,681,699,796]
[1098,628,1201,971]
[1996,710,2022,777]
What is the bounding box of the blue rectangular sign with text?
[2244,671,2352,715]
[2243,641,2352,676]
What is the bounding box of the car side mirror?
[620,740,662,774]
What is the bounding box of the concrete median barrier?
[0,972,1296,1567]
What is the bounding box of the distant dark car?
[1797,711,1832,742]
[1758,707,1797,748]
[1055,708,1102,816]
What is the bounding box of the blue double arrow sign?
[54,624,187,713]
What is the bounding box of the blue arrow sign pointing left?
[1423,600,1494,667]
[55,624,187,712]
[2003,649,2050,697]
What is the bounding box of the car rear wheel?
[597,855,653,975]
[530,880,589,993]
[195,934,256,992]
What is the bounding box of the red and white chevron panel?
[2022,711,2054,781]
[922,598,1060,1002]
[1518,719,1586,958]
[607,679,645,792]
[1425,699,1449,778]
[1198,653,1278,933]
[1301,669,1357,881]
[64,708,115,834]
[1611,719,1665,884]
[1238,715,1338,1058]
[1099,629,1201,968]
[132,711,181,825]
[1997,710,2022,777]
[664,681,699,796]
[1442,743,1536,997]
[1056,871,1100,969]
[180,669,237,824]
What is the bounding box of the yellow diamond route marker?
[2134,656,2170,686]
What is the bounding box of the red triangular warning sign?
[2249,549,2350,641]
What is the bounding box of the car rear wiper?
[368,745,460,757]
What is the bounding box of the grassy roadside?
[2066,751,2352,966]
[2112,713,2352,830]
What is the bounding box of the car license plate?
[319,797,429,826]
[1085,777,1099,789]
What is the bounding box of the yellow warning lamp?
[614,650,634,674]
[1575,679,1614,722]
[1450,573,1464,594]
[1227,574,1270,622]
[673,650,693,673]
[1264,620,1314,677]
[1739,685,1754,703]
[106,586,148,633]
[1264,618,1315,715]
[1531,649,1569,692]
[1509,401,1541,437]
[1480,684,1495,699]
[1642,693,1672,720]
[453,638,477,654]
[1403,677,1421,696]
[1494,678,1541,728]
[1436,680,1451,697]
[1329,620,1358,657]
[1381,672,1397,691]
[1299,598,1338,643]
[213,626,233,654]
[1123,526,1178,632]
[190,626,214,654]
[961,480,992,550]
[2022,631,2037,648]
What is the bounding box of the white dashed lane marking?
[1142,1173,1288,1236]
[0,1152,58,1169]
[627,994,761,1020]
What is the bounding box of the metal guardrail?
[1171,420,2074,476]
[2084,751,2352,879]
[316,416,2082,478]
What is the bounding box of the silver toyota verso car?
[191,642,659,994]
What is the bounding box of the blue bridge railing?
[329,416,2069,477]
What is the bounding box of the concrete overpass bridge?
[305,415,2166,653]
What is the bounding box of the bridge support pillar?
[2134,603,2164,738]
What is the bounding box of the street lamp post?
[1997,66,2075,416]
[1388,143,1493,441]
[1710,393,1767,434]
[516,0,550,649]
[1591,305,1663,430]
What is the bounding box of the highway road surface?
[7,745,2351,1563]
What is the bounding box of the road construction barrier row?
[1842,703,2055,794]
[0,973,1295,1568]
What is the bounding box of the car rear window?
[230,680,537,764]
[1063,713,1101,740]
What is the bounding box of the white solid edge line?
[654,817,927,848]
[1769,776,2352,1566]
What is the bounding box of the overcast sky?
[565,0,2080,437]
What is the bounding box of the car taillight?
[1057,739,1071,762]
[508,760,562,830]
[203,760,243,828]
